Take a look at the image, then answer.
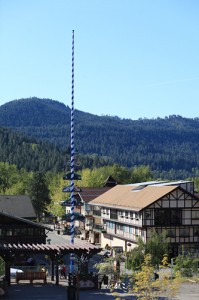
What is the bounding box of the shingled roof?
[89,184,179,211]
[0,210,52,231]
[0,195,36,219]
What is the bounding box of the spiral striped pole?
[70,29,75,273]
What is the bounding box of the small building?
[0,210,51,244]
[76,187,113,242]
[61,176,117,241]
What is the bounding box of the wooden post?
[51,257,55,281]
[55,262,59,285]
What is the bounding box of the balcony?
[93,224,107,233]
[85,223,93,231]
[93,210,101,217]
[85,210,93,216]
[110,213,118,220]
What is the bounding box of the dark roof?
[78,187,112,203]
[0,195,36,219]
[104,175,117,187]
[0,210,52,231]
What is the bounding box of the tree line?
[0,162,153,219]
[1,161,199,221]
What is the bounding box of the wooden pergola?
[0,211,101,285]
[0,241,101,285]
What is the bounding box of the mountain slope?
[0,97,69,126]
[1,97,199,178]
[0,126,64,172]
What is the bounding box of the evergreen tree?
[127,230,169,271]
[27,172,51,221]
[145,229,169,269]
[0,162,19,193]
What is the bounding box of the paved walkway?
[4,281,135,300]
[3,231,198,299]
[1,280,198,300]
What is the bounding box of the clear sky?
[0,0,199,120]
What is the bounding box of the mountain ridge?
[1,97,199,179]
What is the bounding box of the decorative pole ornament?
[70,29,75,273]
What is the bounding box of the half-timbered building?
[89,180,199,257]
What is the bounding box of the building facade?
[89,181,199,257]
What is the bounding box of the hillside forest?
[1,97,199,180]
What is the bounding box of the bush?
[174,253,198,277]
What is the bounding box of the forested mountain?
[0,126,112,173]
[1,97,199,179]
[0,126,64,172]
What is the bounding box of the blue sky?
[0,0,199,120]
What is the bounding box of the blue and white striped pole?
[70,29,75,273]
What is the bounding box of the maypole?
[70,29,75,273]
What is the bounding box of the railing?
[93,224,107,233]
[93,210,101,217]
[85,223,93,231]
[85,210,93,216]
[110,213,118,220]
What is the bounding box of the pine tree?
[27,172,51,221]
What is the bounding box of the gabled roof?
[103,175,117,187]
[78,187,112,203]
[0,195,36,219]
[89,184,179,211]
[0,210,52,231]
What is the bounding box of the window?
[110,209,118,220]
[135,212,139,220]
[13,228,21,236]
[27,228,34,235]
[179,228,189,237]
[107,221,115,229]
[170,210,181,225]
[192,210,199,219]
[155,209,182,226]
[167,229,175,237]
[124,225,129,233]
[119,224,124,231]
[6,229,12,236]
[194,227,199,236]
[145,209,151,219]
